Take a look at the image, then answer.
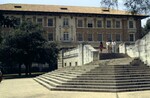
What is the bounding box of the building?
[0,3,148,49]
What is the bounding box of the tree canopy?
[0,13,18,28]
[141,19,150,37]
[100,0,150,15]
[0,21,59,76]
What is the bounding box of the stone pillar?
[57,50,64,68]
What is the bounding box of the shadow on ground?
[2,72,45,79]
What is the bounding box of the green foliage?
[141,19,150,37]
[124,0,150,14]
[100,0,118,9]
[0,13,18,28]
[144,19,150,32]
[100,0,150,15]
[0,21,59,75]
[0,14,5,27]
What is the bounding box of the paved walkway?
[0,78,150,98]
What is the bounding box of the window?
[37,18,43,26]
[75,62,78,66]
[106,20,111,28]
[48,33,53,41]
[129,34,135,41]
[97,33,103,41]
[48,18,53,27]
[14,6,22,8]
[88,33,93,41]
[77,33,83,41]
[116,34,121,41]
[63,32,69,41]
[87,19,93,28]
[77,19,83,27]
[107,34,112,41]
[60,8,68,10]
[64,63,67,67]
[97,20,102,28]
[63,18,69,26]
[69,62,71,66]
[129,21,134,28]
[116,20,121,28]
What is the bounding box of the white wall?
[119,32,150,66]
[62,44,99,67]
[83,45,99,64]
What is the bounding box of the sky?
[0,0,149,27]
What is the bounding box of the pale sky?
[0,0,149,27]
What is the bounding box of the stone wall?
[59,44,99,68]
[119,32,150,66]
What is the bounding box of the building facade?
[0,4,148,48]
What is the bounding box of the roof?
[0,3,148,18]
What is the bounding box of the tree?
[0,13,18,28]
[100,0,150,15]
[0,14,5,27]
[0,21,59,76]
[141,19,150,37]
[0,14,19,44]
[100,0,118,9]
[144,19,150,32]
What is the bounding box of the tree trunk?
[25,63,32,76]
[18,64,21,76]
[25,65,28,76]
[29,64,32,76]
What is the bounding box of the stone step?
[94,65,149,68]
[51,87,118,92]
[81,73,150,76]
[46,72,82,77]
[87,70,150,73]
[46,71,85,76]
[44,74,77,80]
[63,81,150,86]
[92,65,148,67]
[34,78,54,89]
[34,77,57,88]
[51,86,150,92]
[56,83,150,90]
[84,72,150,75]
[70,78,150,83]
[73,77,149,81]
[34,56,150,92]
[45,69,89,75]
[75,75,150,80]
[39,75,66,84]
[42,73,150,81]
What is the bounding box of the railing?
[119,32,150,66]
[63,48,79,58]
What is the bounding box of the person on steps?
[99,42,103,53]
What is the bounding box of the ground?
[0,78,150,98]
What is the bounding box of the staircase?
[34,53,150,92]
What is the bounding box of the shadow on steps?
[99,53,129,60]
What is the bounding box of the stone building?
[0,3,148,48]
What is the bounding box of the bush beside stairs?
[34,53,150,92]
